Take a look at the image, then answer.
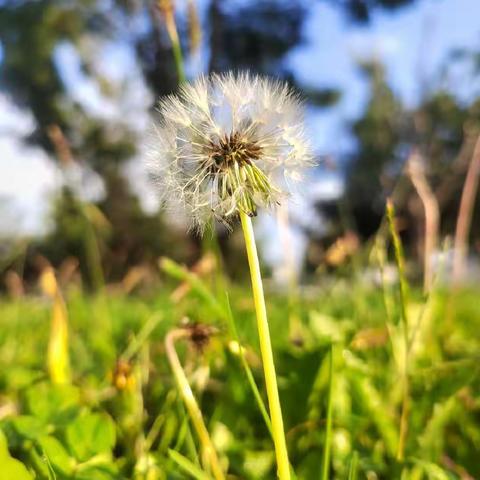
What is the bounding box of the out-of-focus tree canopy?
[9,0,480,284]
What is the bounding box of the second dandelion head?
[149,72,312,230]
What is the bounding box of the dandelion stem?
[165,329,225,480]
[240,211,291,480]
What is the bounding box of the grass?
[0,267,480,479]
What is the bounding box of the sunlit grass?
[1,268,479,478]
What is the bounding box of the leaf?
[40,267,71,385]
[48,291,71,385]
[411,458,457,480]
[349,374,398,457]
[386,199,410,329]
[26,382,80,424]
[0,429,33,480]
[159,257,226,320]
[417,396,458,461]
[10,416,50,441]
[168,449,214,480]
[321,345,334,480]
[347,451,359,480]
[75,465,120,480]
[37,435,75,475]
[65,412,116,462]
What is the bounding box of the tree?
[345,62,403,238]
[0,0,422,283]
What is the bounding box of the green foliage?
[65,413,116,462]
[168,450,214,480]
[0,272,479,478]
[0,430,33,480]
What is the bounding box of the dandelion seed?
[147,72,312,231]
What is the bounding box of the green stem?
[386,199,410,461]
[165,329,225,480]
[321,344,334,480]
[347,451,359,480]
[240,211,291,480]
[164,8,186,83]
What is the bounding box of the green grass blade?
[174,400,201,466]
[349,373,398,457]
[386,199,411,461]
[224,293,273,438]
[321,344,334,480]
[159,257,226,320]
[168,449,214,480]
[347,451,359,480]
[386,199,409,331]
[121,312,163,361]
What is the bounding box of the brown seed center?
[206,132,262,171]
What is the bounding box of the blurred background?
[1,0,480,290]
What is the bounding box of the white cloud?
[346,31,402,60]
[0,95,58,234]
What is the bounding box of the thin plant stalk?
[453,134,480,283]
[407,151,439,293]
[47,124,106,292]
[157,0,186,84]
[121,313,163,362]
[321,344,334,480]
[225,293,274,437]
[165,329,225,480]
[239,211,291,480]
[374,235,399,367]
[386,199,410,461]
[347,451,359,480]
[168,449,213,480]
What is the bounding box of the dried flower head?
[148,72,312,231]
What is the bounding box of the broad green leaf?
[38,434,75,475]
[10,415,50,440]
[26,382,80,424]
[66,412,116,462]
[75,465,120,480]
[0,429,33,480]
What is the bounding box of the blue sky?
[288,0,480,155]
[0,0,479,235]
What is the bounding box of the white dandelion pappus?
[148,72,312,231]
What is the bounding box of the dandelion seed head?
[147,71,313,232]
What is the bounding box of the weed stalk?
[386,199,410,461]
[165,328,225,480]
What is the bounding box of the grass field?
[1,258,479,479]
